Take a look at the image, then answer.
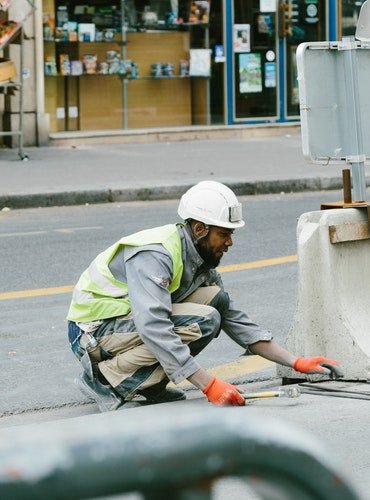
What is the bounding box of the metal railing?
[0,404,359,499]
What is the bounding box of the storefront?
[42,0,214,132]
[0,0,368,143]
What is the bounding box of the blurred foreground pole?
[0,404,360,499]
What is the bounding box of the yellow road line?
[0,254,297,301]
[218,254,297,273]
[0,227,103,238]
[0,285,74,300]
[170,356,275,388]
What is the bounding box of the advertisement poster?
[234,24,250,53]
[260,0,276,12]
[239,53,262,93]
[264,62,276,88]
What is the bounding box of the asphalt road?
[1,190,370,500]
[1,190,342,417]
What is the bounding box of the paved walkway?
[2,131,366,209]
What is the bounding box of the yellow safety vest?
[67,224,183,322]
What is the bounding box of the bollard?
[0,404,359,499]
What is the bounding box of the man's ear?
[193,221,208,238]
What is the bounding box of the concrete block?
[278,208,370,382]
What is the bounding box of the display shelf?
[44,74,201,79]
[43,0,211,131]
[0,0,36,159]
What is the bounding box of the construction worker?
[67,181,341,412]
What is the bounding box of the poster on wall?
[234,24,250,52]
[239,53,262,93]
[189,49,212,76]
[264,62,276,87]
[260,0,276,12]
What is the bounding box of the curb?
[1,177,344,210]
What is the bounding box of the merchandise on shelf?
[0,20,19,47]
[151,62,162,78]
[162,62,174,76]
[44,54,57,76]
[59,53,71,75]
[189,0,210,23]
[78,22,95,42]
[179,59,189,76]
[0,57,16,82]
[42,13,55,41]
[82,54,97,74]
[71,60,83,75]
[56,5,68,26]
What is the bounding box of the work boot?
[75,371,124,413]
[137,384,186,404]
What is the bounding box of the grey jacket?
[108,224,272,383]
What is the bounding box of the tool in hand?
[293,357,344,378]
[243,385,301,400]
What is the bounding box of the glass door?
[280,0,327,118]
[232,0,279,121]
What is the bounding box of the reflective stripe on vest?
[67,224,183,322]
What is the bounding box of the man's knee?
[209,288,230,317]
[174,322,203,343]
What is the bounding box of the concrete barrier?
[278,208,370,382]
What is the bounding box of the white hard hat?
[178,181,245,229]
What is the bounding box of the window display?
[43,0,211,132]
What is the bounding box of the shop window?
[43,0,211,132]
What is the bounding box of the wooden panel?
[127,31,190,77]
[125,31,191,127]
[44,77,58,132]
[79,74,123,130]
[329,222,370,244]
[191,77,208,125]
[127,78,191,128]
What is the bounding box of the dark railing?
[0,404,359,499]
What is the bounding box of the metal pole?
[342,36,367,202]
[205,25,211,126]
[121,0,128,129]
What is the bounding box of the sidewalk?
[0,131,360,210]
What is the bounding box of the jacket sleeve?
[211,272,273,348]
[124,247,201,384]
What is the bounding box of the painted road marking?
[0,254,298,301]
[0,285,74,300]
[0,226,103,237]
[219,254,298,273]
[170,356,275,388]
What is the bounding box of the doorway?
[227,0,327,122]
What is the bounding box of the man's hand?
[202,377,245,406]
[293,356,344,377]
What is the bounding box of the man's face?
[196,225,234,267]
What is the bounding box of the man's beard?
[196,241,222,268]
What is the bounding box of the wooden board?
[329,222,370,243]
